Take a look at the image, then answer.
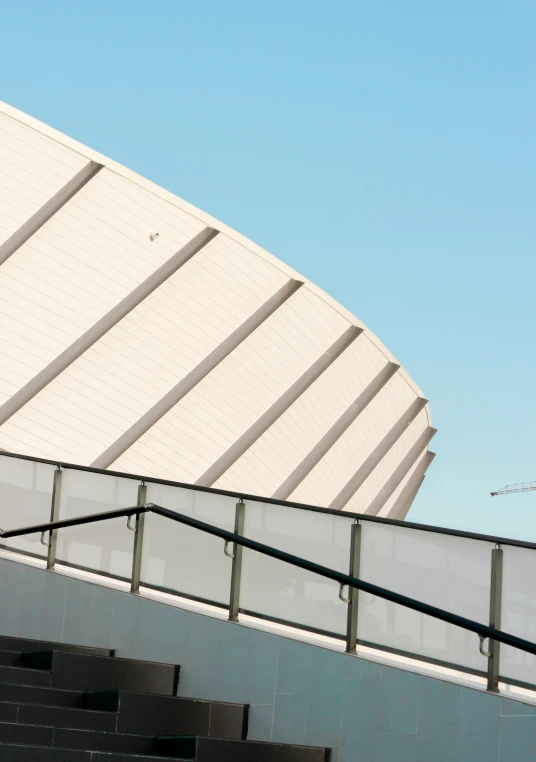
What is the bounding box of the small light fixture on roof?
[149,231,160,241]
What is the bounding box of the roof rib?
[364,425,437,515]
[91,278,304,469]
[0,160,103,266]
[272,361,400,501]
[0,226,218,427]
[389,450,436,520]
[196,324,363,488]
[328,396,428,510]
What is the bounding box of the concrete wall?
[1,555,535,762]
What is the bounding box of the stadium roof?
[0,100,434,518]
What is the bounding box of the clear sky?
[1,1,534,539]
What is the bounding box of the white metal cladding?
[217,338,395,497]
[385,450,436,520]
[0,100,434,517]
[343,407,432,515]
[0,113,88,246]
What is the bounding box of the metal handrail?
[1,448,536,551]
[0,506,142,538]
[2,501,536,658]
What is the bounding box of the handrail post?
[487,544,503,691]
[46,467,62,570]
[346,520,361,653]
[229,499,245,621]
[130,483,147,593]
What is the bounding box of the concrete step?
[155,736,331,761]
[22,650,180,695]
[0,732,329,761]
[0,680,82,708]
[0,722,187,757]
[0,635,113,658]
[0,650,25,667]
[0,700,116,732]
[83,690,248,739]
[0,664,51,687]
[0,743,188,761]
[0,744,88,761]
[0,637,331,761]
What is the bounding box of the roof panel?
[343,407,430,514]
[0,113,87,245]
[0,235,288,464]
[113,287,351,481]
[377,448,429,518]
[288,373,418,507]
[215,334,388,496]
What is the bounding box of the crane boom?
[491,481,536,497]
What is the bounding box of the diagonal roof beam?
[0,160,103,266]
[364,425,437,516]
[272,362,400,501]
[389,450,436,520]
[328,396,428,510]
[0,226,219,428]
[91,278,304,469]
[195,324,363,488]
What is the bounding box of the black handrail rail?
[1,449,535,551]
[2,502,536,658]
[0,506,143,538]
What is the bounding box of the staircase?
[0,634,330,761]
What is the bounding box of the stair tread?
[0,650,23,666]
[0,699,113,716]
[0,679,82,707]
[0,720,159,748]
[0,743,88,761]
[0,699,116,732]
[0,663,49,674]
[29,649,175,668]
[22,651,179,696]
[0,635,112,658]
[84,689,246,739]
[160,734,330,748]
[156,735,330,761]
[0,664,51,687]
[86,687,243,705]
[0,742,190,761]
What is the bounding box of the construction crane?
[491,481,536,497]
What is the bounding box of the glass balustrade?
[0,450,533,691]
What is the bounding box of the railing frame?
[345,521,361,653]
[131,483,147,593]
[2,501,536,666]
[1,448,536,551]
[0,448,534,695]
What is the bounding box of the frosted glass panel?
[240,501,353,635]
[359,523,493,671]
[0,454,56,558]
[55,469,140,578]
[501,546,536,685]
[141,484,236,605]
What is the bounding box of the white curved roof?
[0,100,435,518]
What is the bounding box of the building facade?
[0,101,434,518]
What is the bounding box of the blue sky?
[1,1,535,539]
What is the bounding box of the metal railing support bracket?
[130,483,147,593]
[228,499,245,621]
[486,545,503,691]
[47,467,62,570]
[345,521,361,653]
